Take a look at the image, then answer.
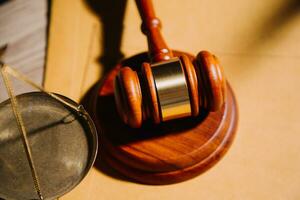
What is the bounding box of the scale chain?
[4,65,85,115]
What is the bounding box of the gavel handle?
[135,0,173,62]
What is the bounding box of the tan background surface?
[45,0,300,199]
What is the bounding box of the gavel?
[114,0,226,128]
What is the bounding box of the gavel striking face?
[114,0,226,128]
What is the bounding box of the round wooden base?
[87,52,238,185]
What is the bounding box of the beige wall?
[45,0,300,199]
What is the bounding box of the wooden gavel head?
[114,51,226,128]
[113,0,226,128]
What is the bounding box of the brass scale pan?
[0,55,98,199]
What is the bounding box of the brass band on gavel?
[151,58,192,121]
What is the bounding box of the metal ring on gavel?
[151,58,191,121]
[114,51,226,128]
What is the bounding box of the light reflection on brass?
[151,58,191,121]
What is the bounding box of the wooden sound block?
[87,51,238,185]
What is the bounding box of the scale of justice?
[0,0,238,199]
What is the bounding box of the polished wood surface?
[113,51,227,128]
[87,51,238,184]
[196,51,226,111]
[180,54,199,116]
[114,67,143,128]
[45,0,300,199]
[141,62,160,124]
[114,0,227,128]
[135,0,173,62]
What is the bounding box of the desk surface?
[45,0,300,199]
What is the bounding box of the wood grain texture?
[180,54,199,116]
[196,51,226,111]
[0,0,47,102]
[135,0,173,62]
[141,62,160,124]
[114,67,143,128]
[86,51,238,184]
[113,49,226,127]
[46,0,300,199]
[114,0,226,127]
